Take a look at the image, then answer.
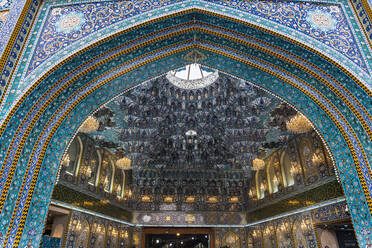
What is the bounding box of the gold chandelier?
[116,156,131,170]
[252,158,265,171]
[79,116,99,133]
[312,153,323,165]
[286,113,313,134]
[290,163,298,176]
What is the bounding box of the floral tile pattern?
[0,1,371,248]
[0,0,12,11]
[55,11,85,34]
[0,10,9,29]
[25,0,369,76]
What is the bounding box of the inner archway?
[0,7,370,248]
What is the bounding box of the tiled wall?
[64,210,134,248]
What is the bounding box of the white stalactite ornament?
[79,116,99,133]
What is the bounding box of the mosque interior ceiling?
[85,66,295,171]
[57,65,337,215]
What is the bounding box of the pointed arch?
[62,135,83,179]
[280,150,295,187]
[262,225,276,248]
[74,220,90,248]
[99,149,115,193]
[297,137,319,185]
[266,157,278,194]
[255,170,266,200]
[0,6,370,247]
[276,221,292,248]
[92,222,106,248]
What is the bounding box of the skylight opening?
[171,63,213,80]
[167,64,218,90]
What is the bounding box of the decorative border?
[0,2,370,248]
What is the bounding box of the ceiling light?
[116,157,131,170]
[286,113,313,134]
[252,158,265,171]
[167,64,218,89]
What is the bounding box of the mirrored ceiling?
[81,66,298,172]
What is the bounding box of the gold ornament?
[286,114,313,134]
[252,158,265,171]
[79,116,99,133]
[312,153,323,165]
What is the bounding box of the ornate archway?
[0,2,371,247]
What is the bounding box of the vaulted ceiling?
[83,67,296,172]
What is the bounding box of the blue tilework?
[25,0,369,77]
[351,0,372,41]
[0,16,370,200]
[39,236,61,248]
[0,10,8,30]
[0,2,371,248]
[0,18,370,242]
[312,201,350,223]
[4,11,372,137]
[3,0,371,122]
[0,0,40,107]
[0,43,368,247]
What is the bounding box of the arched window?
[298,137,319,184]
[266,157,278,194]
[255,170,266,200]
[90,149,101,187]
[79,138,101,187]
[114,169,126,198]
[263,226,275,248]
[251,229,262,248]
[106,224,118,248]
[292,219,309,248]
[100,150,115,193]
[247,233,254,248]
[119,229,130,248]
[276,222,292,248]
[74,220,90,248]
[92,223,106,248]
[280,150,295,187]
[63,136,83,177]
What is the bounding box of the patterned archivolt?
[59,72,335,212]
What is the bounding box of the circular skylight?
[166,64,218,89]
[185,130,197,136]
